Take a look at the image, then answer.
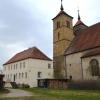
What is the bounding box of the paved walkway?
[0,88,33,98]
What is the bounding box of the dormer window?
[57,21,60,29]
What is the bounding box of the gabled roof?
[52,10,73,20]
[74,20,87,27]
[4,47,52,65]
[65,22,100,55]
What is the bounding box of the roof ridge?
[65,22,100,55]
[88,22,100,28]
[74,20,87,27]
[3,47,52,65]
[52,10,73,20]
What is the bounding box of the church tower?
[53,0,74,78]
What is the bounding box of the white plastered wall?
[3,58,53,87]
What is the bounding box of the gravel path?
[0,88,33,98]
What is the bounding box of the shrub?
[67,80,100,90]
[17,83,30,88]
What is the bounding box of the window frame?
[89,59,100,76]
[38,72,42,78]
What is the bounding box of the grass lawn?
[0,88,9,94]
[24,88,100,100]
[1,88,100,100]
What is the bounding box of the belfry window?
[57,21,60,28]
[66,21,70,28]
[89,59,100,76]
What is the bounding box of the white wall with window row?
[4,62,26,71]
[3,59,29,84]
[3,58,53,87]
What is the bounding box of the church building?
[53,0,100,80]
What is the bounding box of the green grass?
[23,88,100,100]
[1,88,100,100]
[0,96,58,100]
[0,89,9,94]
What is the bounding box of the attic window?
[66,21,70,28]
[57,21,60,28]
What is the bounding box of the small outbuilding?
[38,79,69,89]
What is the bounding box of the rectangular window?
[20,63,22,69]
[23,62,25,68]
[19,73,21,79]
[14,64,15,70]
[48,64,51,69]
[8,74,9,79]
[15,73,17,79]
[38,72,42,78]
[16,64,17,69]
[22,73,24,78]
[11,65,12,70]
[25,72,27,78]
[8,65,10,70]
[10,74,12,79]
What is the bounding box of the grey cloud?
[0,0,99,68]
[0,0,53,68]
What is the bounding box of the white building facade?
[3,47,53,87]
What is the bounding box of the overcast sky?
[0,0,100,69]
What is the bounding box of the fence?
[38,79,68,89]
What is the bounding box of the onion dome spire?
[60,0,64,11]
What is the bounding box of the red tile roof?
[74,20,87,27]
[65,22,100,55]
[52,10,73,20]
[4,47,52,65]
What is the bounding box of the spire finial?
[60,0,64,11]
[78,9,80,20]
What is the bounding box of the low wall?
[38,79,68,89]
[38,79,100,89]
